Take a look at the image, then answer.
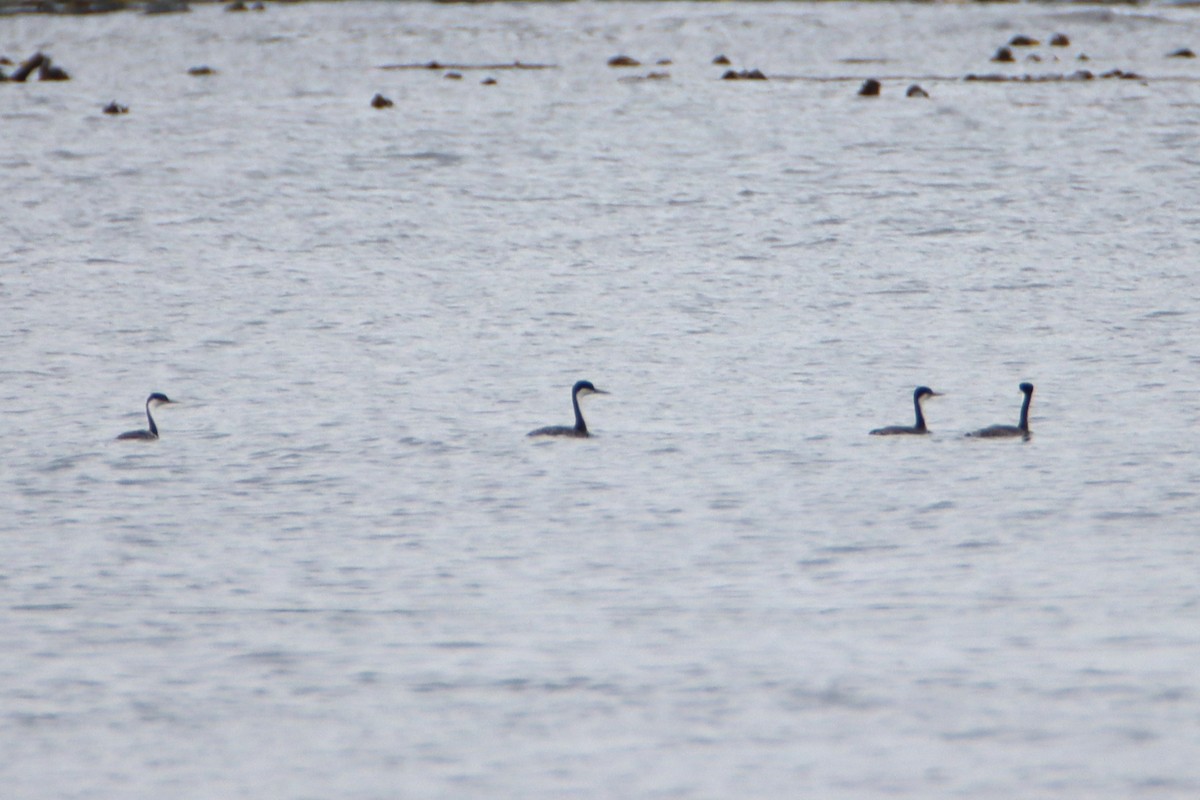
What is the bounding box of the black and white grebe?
[116,393,175,441]
[870,386,942,436]
[528,380,607,438]
[966,382,1034,439]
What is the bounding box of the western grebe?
[116,393,175,441]
[966,382,1034,439]
[870,386,942,435]
[527,380,608,438]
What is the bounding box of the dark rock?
[11,52,46,82]
[226,0,246,10]
[187,65,215,76]
[370,93,393,108]
[39,60,69,80]
[607,55,640,68]
[1168,47,1196,59]
[991,47,1014,63]
[1077,53,1090,62]
[481,77,497,85]
[1068,70,1094,81]
[1050,33,1070,47]
[858,78,881,96]
[712,54,731,65]
[1101,68,1141,80]
[102,101,128,115]
[721,69,766,80]
[1009,35,1040,47]
[656,58,672,66]
[906,84,929,98]
[444,71,462,80]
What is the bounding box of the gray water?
[3,2,1200,797]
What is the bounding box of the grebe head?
[148,392,175,406]
[1019,382,1034,394]
[573,380,607,398]
[914,386,941,401]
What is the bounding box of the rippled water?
[3,2,1200,797]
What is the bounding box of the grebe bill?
[116,392,175,440]
[870,385,942,436]
[528,380,608,438]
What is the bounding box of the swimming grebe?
[527,380,607,438]
[966,382,1034,439]
[870,386,942,435]
[116,393,175,440]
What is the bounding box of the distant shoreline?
[0,0,1165,19]
[0,0,261,16]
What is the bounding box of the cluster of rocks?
[987,31,1191,76]
[721,68,766,81]
[708,54,765,80]
[370,72,501,108]
[607,53,674,82]
[857,79,929,98]
[965,69,1139,83]
[375,60,550,92]
[851,26,1197,96]
[377,38,1191,99]
[992,32,1076,64]
[0,51,70,81]
[606,55,672,69]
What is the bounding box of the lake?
[2,1,1200,797]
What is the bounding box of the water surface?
[3,2,1200,797]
